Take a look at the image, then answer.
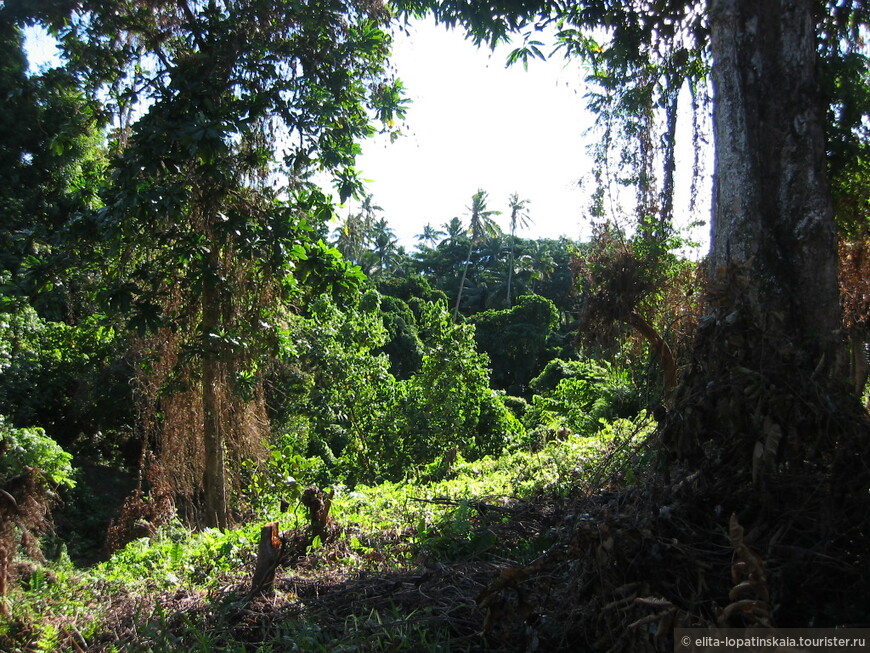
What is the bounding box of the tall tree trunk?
[506,238,515,306]
[202,248,228,529]
[453,240,473,321]
[663,0,854,461]
[709,0,840,358]
[656,3,870,623]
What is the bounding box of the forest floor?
[3,423,641,652]
[3,410,870,652]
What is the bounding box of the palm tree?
[454,189,501,320]
[334,211,365,265]
[415,223,444,250]
[506,193,533,305]
[525,239,556,294]
[440,217,465,246]
[368,217,398,277]
[333,193,383,266]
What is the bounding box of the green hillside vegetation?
[2,0,870,651]
[3,418,650,651]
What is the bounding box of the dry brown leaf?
[628,609,675,629]
[729,513,744,549]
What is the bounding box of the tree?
[707,0,839,351]
[0,22,107,321]
[395,0,866,447]
[10,0,405,528]
[574,222,683,401]
[440,216,466,245]
[368,217,400,277]
[390,299,523,475]
[415,223,444,250]
[520,238,556,295]
[282,291,396,481]
[453,189,501,320]
[471,294,559,395]
[410,217,465,297]
[394,0,870,632]
[505,193,533,305]
[334,194,384,269]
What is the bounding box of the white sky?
[24,19,710,256]
[355,20,597,249]
[354,19,710,255]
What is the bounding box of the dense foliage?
[0,2,666,562]
[1,0,869,649]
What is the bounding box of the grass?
[0,415,653,652]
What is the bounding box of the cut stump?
[249,521,284,598]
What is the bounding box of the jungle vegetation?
[1,0,869,650]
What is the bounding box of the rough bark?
[709,0,841,357]
[650,5,870,628]
[661,0,868,466]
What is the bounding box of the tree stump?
[248,521,284,598]
[300,486,333,542]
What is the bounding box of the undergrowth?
[0,415,653,652]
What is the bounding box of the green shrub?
[373,301,525,480]
[241,430,328,516]
[525,358,643,436]
[272,294,527,486]
[501,394,529,420]
[0,306,134,465]
[0,415,75,489]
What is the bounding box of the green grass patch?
[2,414,652,652]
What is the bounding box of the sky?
[24,18,710,255]
[353,20,596,250]
[354,20,710,256]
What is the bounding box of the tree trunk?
[506,236,515,306]
[709,0,841,358]
[202,249,228,529]
[453,240,474,321]
[850,331,869,399]
[249,521,284,597]
[656,3,870,624]
[662,0,858,462]
[0,545,7,616]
